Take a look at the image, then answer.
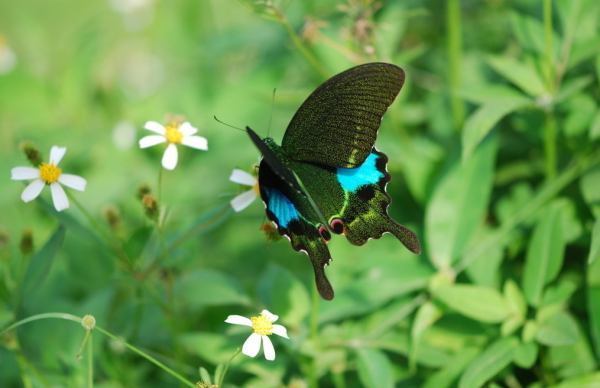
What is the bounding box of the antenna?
[267,88,276,138]
[213,115,245,132]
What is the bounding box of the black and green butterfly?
[246,62,421,300]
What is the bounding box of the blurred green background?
[1,0,599,387]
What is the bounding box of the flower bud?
[260,222,281,242]
[19,229,34,255]
[137,183,151,200]
[20,143,42,166]
[81,314,96,331]
[142,194,159,220]
[103,205,121,230]
[0,227,9,250]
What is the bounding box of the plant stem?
[542,0,557,180]
[447,0,465,131]
[157,167,163,206]
[87,332,94,388]
[95,326,196,387]
[544,113,557,180]
[274,8,328,78]
[309,285,320,388]
[217,348,241,387]
[543,0,555,93]
[1,312,81,334]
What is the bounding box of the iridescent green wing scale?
[281,62,405,168]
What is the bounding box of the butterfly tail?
[388,221,421,254]
[307,243,334,300]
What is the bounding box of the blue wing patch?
[265,188,301,228]
[336,152,384,192]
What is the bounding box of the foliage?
[0,0,599,386]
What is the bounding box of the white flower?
[229,168,259,212]
[10,146,87,211]
[112,120,137,150]
[0,35,17,75]
[139,120,208,170]
[225,309,289,361]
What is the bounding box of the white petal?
[58,174,87,191]
[11,167,39,180]
[229,169,256,186]
[161,144,178,170]
[179,121,197,136]
[139,135,166,149]
[49,146,67,165]
[50,183,69,211]
[181,135,208,150]
[144,121,166,134]
[242,333,261,358]
[262,336,275,361]
[225,315,252,326]
[230,190,257,212]
[21,179,45,202]
[272,324,289,339]
[261,309,278,323]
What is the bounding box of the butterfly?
[246,62,421,300]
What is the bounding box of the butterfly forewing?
[281,62,405,168]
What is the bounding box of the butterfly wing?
[258,158,335,300]
[281,62,405,168]
[292,148,421,254]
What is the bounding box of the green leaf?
[458,83,527,105]
[547,321,597,378]
[509,12,544,53]
[123,226,153,261]
[425,137,497,269]
[319,256,432,323]
[564,94,597,137]
[20,225,66,299]
[513,341,538,368]
[486,55,547,97]
[555,76,593,104]
[424,347,479,388]
[177,332,236,364]
[522,202,566,306]
[461,97,531,161]
[459,336,518,388]
[589,219,600,264]
[257,264,310,326]
[587,256,600,359]
[536,311,579,346]
[590,110,600,140]
[355,349,394,388]
[541,278,578,306]
[199,367,212,384]
[173,269,250,309]
[580,165,600,218]
[550,373,600,388]
[432,284,509,323]
[410,301,443,368]
[504,280,527,319]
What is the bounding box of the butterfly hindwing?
[293,148,421,254]
[281,62,405,169]
[334,149,421,253]
[258,159,335,300]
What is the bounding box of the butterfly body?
[246,63,421,300]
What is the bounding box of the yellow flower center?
[165,122,183,144]
[39,163,62,184]
[251,314,273,336]
[252,182,260,196]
